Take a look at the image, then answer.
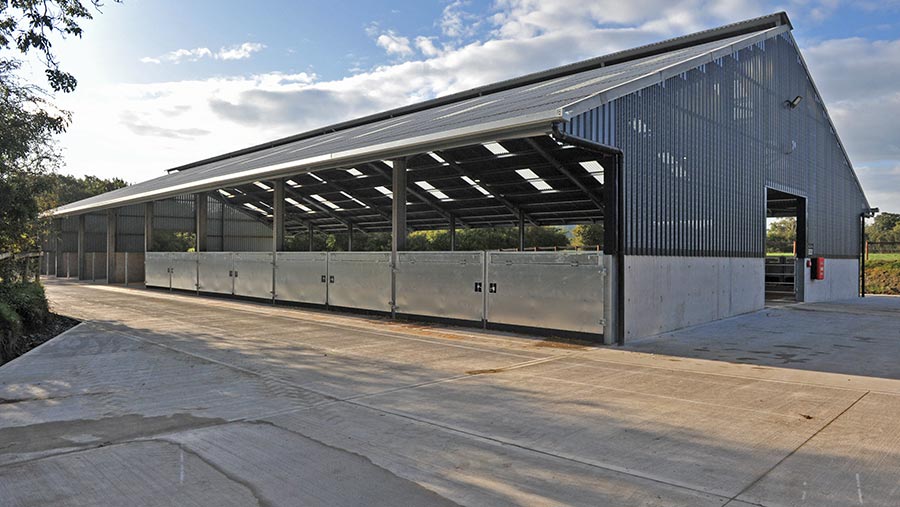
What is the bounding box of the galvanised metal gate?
[145,251,609,337]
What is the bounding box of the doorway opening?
[765,188,806,303]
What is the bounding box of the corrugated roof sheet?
[51,13,791,216]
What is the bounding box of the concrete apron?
[1,279,899,506]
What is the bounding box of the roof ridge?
[165,11,791,174]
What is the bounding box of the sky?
[10,0,900,213]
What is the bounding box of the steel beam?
[432,150,538,226]
[306,171,393,223]
[367,162,464,228]
[525,138,605,212]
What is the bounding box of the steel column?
[392,158,408,252]
[195,192,208,252]
[273,179,286,252]
[347,223,354,251]
[450,216,457,251]
[518,212,525,251]
[77,214,85,280]
[106,209,117,284]
[308,222,314,251]
[144,202,154,253]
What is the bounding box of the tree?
[1,0,120,92]
[766,218,796,254]
[572,224,603,248]
[37,173,128,210]
[867,212,900,243]
[0,60,66,253]
[0,1,117,253]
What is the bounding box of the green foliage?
[867,212,900,244]
[0,281,49,330]
[572,224,603,248]
[38,173,128,210]
[766,218,796,253]
[151,231,195,252]
[0,0,120,92]
[866,259,900,295]
[0,281,52,363]
[0,301,23,336]
[283,226,571,252]
[0,60,66,253]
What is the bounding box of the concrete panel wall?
[799,258,859,303]
[624,256,764,341]
[110,252,146,284]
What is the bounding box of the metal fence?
[145,250,610,337]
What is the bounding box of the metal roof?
[51,13,792,217]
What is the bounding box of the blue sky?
[20,0,900,212]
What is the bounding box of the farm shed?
[45,12,870,343]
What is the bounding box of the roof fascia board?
[164,13,791,175]
[49,112,558,217]
[559,25,790,119]
[783,31,870,208]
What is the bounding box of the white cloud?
[415,36,442,57]
[141,42,265,64]
[217,42,267,61]
[441,0,481,39]
[375,30,413,56]
[801,36,900,211]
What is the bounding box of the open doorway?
[765,188,806,303]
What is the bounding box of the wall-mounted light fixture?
[784,95,803,109]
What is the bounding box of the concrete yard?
[2,280,899,506]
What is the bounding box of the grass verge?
[866,259,900,295]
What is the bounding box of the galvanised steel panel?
[197,252,232,294]
[233,252,274,299]
[145,252,171,288]
[486,252,605,334]
[395,251,484,322]
[170,252,198,291]
[327,251,391,312]
[274,252,328,304]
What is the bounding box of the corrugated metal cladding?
[84,213,107,253]
[59,216,78,252]
[152,194,196,232]
[116,204,145,253]
[206,196,272,252]
[565,32,866,258]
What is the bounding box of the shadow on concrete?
[2,280,899,506]
[626,296,900,381]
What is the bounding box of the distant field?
[867,252,900,261]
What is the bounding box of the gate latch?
[489,282,497,293]
[321,275,327,283]
[474,282,482,293]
